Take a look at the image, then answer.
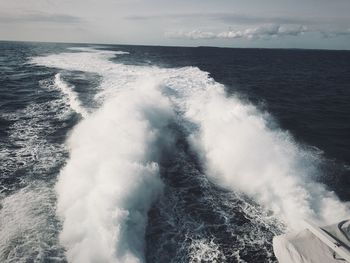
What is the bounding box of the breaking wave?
[32,50,174,262]
[56,78,173,263]
[54,73,88,118]
[30,47,350,262]
[179,77,350,229]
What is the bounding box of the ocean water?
[0,41,349,263]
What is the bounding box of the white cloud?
[166,24,309,40]
[165,30,217,39]
[1,0,349,48]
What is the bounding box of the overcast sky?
[1,0,350,49]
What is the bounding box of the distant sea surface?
[1,41,349,262]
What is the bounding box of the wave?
[0,68,79,262]
[0,185,65,262]
[175,74,350,230]
[56,78,173,262]
[31,47,350,262]
[33,50,174,262]
[54,73,88,118]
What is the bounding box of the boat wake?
[30,47,350,262]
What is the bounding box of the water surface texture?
[1,41,350,263]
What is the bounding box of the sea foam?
[54,73,88,118]
[181,79,350,230]
[56,78,173,263]
[31,47,350,262]
[33,50,174,262]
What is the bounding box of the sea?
[0,41,349,263]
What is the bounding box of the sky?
[0,0,350,49]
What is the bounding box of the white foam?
[55,77,173,263]
[31,48,135,105]
[31,49,122,74]
[0,185,64,262]
[32,49,178,262]
[0,98,69,183]
[189,238,226,263]
[168,69,350,230]
[30,47,350,262]
[54,73,88,118]
[0,80,72,261]
[68,47,129,55]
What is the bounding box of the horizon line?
[1,38,350,52]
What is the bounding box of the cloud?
[125,13,311,26]
[128,12,350,41]
[125,12,350,26]
[321,28,350,38]
[165,30,217,39]
[214,13,313,25]
[165,24,309,40]
[0,12,83,24]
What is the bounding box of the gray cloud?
[321,29,350,38]
[214,13,311,25]
[165,24,309,40]
[125,12,350,26]
[125,13,305,24]
[1,0,349,49]
[165,30,217,40]
[0,12,83,24]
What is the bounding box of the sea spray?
[56,78,174,263]
[177,75,350,230]
[31,48,350,262]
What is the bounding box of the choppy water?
[1,41,349,262]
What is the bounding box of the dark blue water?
[0,41,349,262]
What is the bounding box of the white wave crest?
[170,69,350,230]
[56,78,173,262]
[54,73,88,118]
[33,49,176,262]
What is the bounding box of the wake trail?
[188,85,350,229]
[162,67,350,230]
[56,77,173,263]
[32,49,174,263]
[30,47,350,262]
